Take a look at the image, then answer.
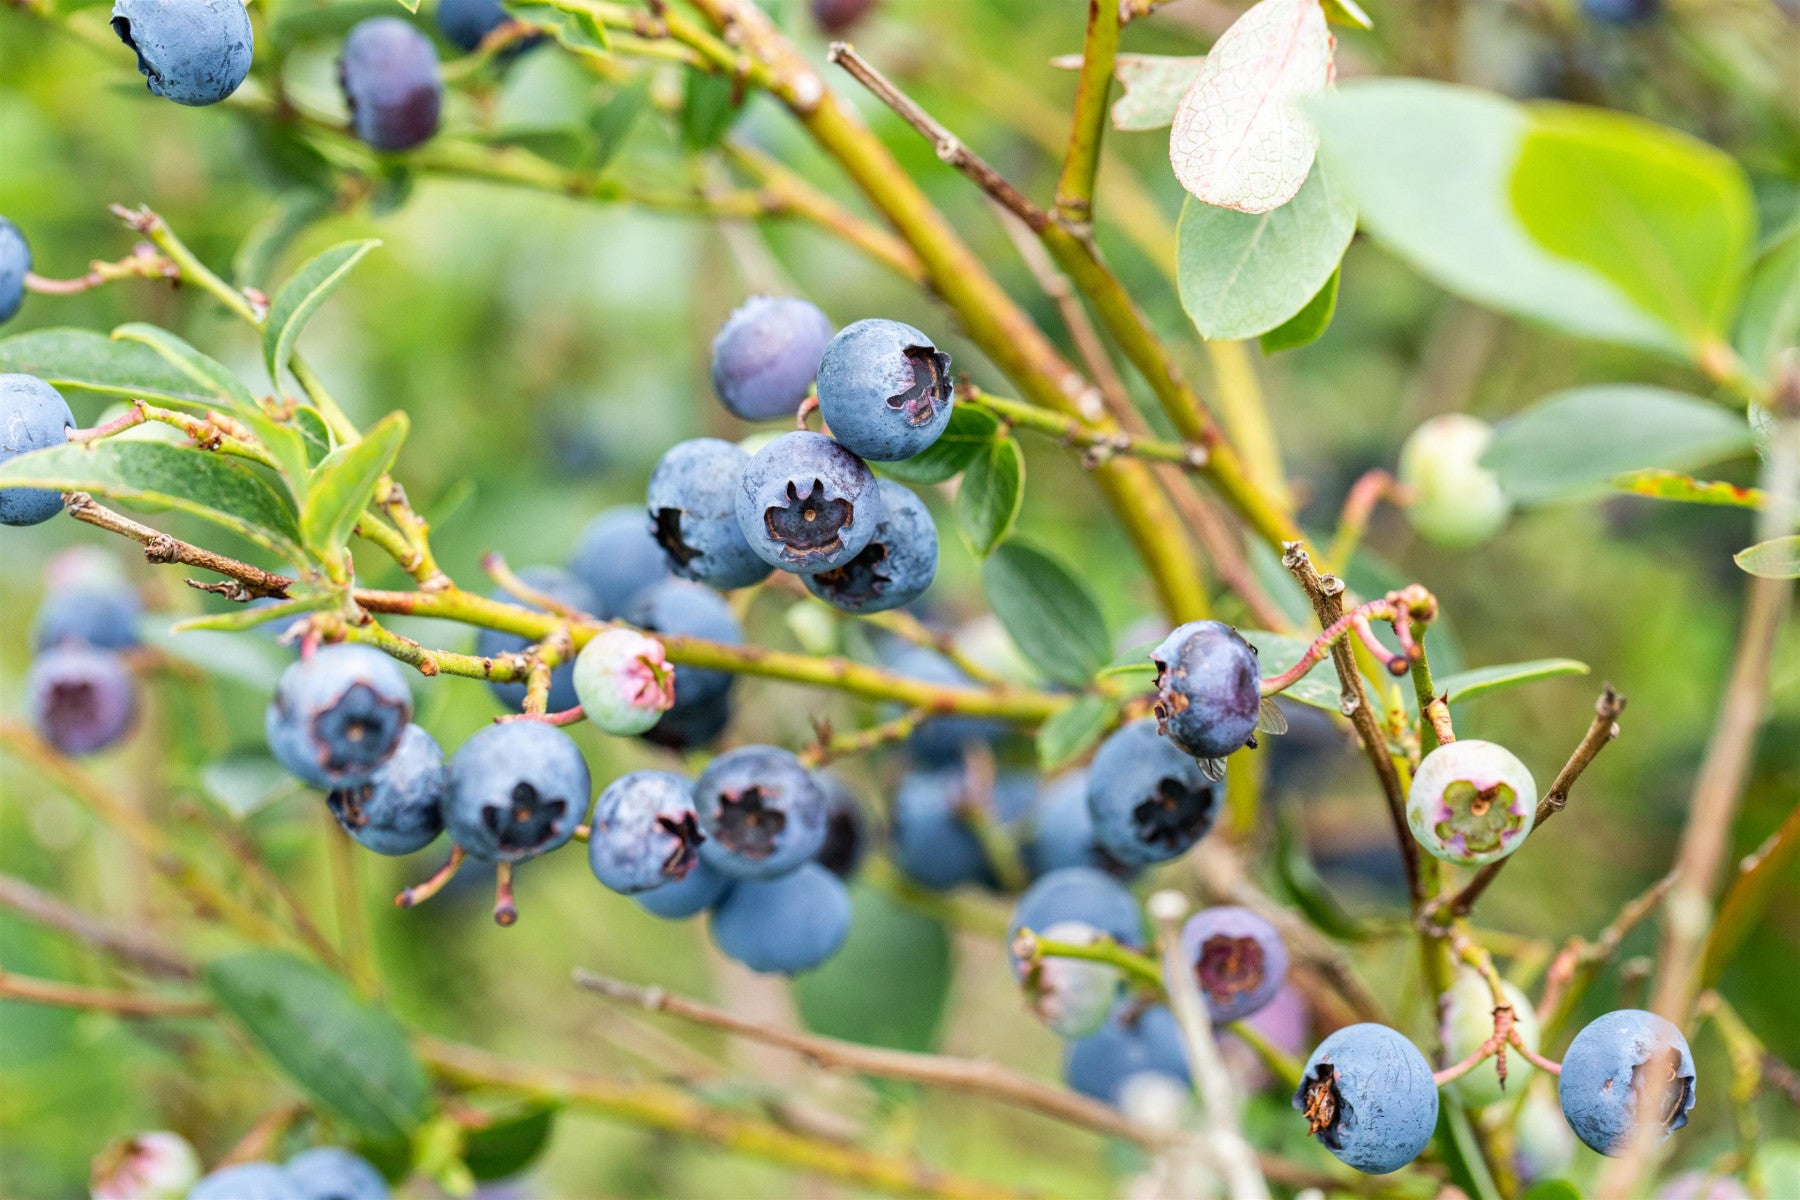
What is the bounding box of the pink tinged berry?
[1405,739,1536,866]
[574,628,676,736]
[91,1131,201,1200]
[1023,920,1120,1039]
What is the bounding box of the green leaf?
[1734,535,1800,578]
[1437,658,1589,707]
[955,434,1024,557]
[1239,629,1341,711]
[0,328,226,409]
[0,441,303,561]
[1309,80,1681,355]
[462,1103,559,1182]
[1612,469,1764,508]
[981,541,1111,688]
[1036,695,1120,771]
[680,67,738,151]
[1483,385,1753,504]
[587,78,648,173]
[263,240,382,386]
[393,0,419,11]
[1732,220,1800,382]
[794,884,951,1052]
[1434,1102,1505,1200]
[1510,104,1754,351]
[294,406,333,466]
[1702,800,1800,987]
[301,412,408,560]
[875,404,997,485]
[111,323,261,416]
[1177,160,1356,340]
[506,0,609,52]
[204,951,430,1143]
[1259,266,1339,354]
[235,191,336,289]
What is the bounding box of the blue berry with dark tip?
[693,745,827,879]
[814,770,870,879]
[189,1164,305,1200]
[1151,620,1261,760]
[625,578,741,709]
[339,17,442,152]
[110,0,253,107]
[0,374,75,527]
[474,566,597,714]
[266,645,413,790]
[884,645,1005,766]
[1008,866,1143,967]
[637,857,732,918]
[711,296,836,421]
[0,218,29,325]
[28,645,138,756]
[647,438,771,590]
[445,721,590,863]
[803,478,937,614]
[1064,1001,1190,1107]
[891,766,1034,891]
[436,0,509,51]
[567,504,671,617]
[1024,770,1137,880]
[284,1147,390,1200]
[1086,719,1218,866]
[1294,1023,1438,1175]
[1559,1009,1695,1156]
[709,862,851,974]
[588,770,702,895]
[32,584,142,653]
[816,319,954,461]
[735,431,882,574]
[326,724,446,856]
[1178,905,1287,1023]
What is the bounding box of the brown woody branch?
[64,493,295,600]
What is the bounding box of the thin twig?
[0,969,212,1018]
[0,872,194,980]
[64,494,295,600]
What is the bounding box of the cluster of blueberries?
[23,548,143,758]
[187,1145,388,1200]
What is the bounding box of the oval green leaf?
[0,328,226,409]
[955,434,1024,558]
[1733,219,1800,384]
[1036,694,1120,771]
[876,404,997,485]
[1437,658,1588,707]
[1239,629,1342,711]
[1259,265,1339,354]
[113,323,261,416]
[1734,535,1800,579]
[263,240,382,387]
[980,541,1110,688]
[1613,469,1764,509]
[301,411,408,560]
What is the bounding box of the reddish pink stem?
[498,705,586,727]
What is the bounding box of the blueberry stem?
[1258,584,1438,697]
[0,967,213,1019]
[1051,0,1120,232]
[22,245,175,295]
[1324,469,1415,574]
[394,845,467,909]
[1015,929,1163,991]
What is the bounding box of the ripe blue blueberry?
[188,1163,305,1200]
[567,504,671,617]
[1008,866,1143,970]
[32,583,142,653]
[326,724,446,856]
[647,438,771,590]
[588,770,702,895]
[284,1147,390,1200]
[110,0,253,107]
[1295,1023,1439,1174]
[1558,1009,1695,1156]
[1406,739,1537,866]
[436,0,512,52]
[624,578,741,709]
[0,374,75,527]
[0,218,29,326]
[637,856,732,918]
[883,644,1004,766]
[339,18,443,152]
[735,431,882,574]
[891,766,1033,891]
[27,645,138,756]
[813,770,869,879]
[444,721,590,862]
[803,478,937,614]
[693,744,828,879]
[1177,905,1287,1023]
[474,566,598,714]
[709,861,852,974]
[1150,620,1261,760]
[1023,771,1136,880]
[1063,1001,1190,1107]
[266,645,413,790]
[1582,0,1660,22]
[641,686,733,753]
[1086,719,1219,867]
[711,295,836,421]
[815,318,954,461]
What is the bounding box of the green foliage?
[1259,267,1339,354]
[300,411,408,563]
[955,434,1024,557]
[1240,629,1347,711]
[980,541,1111,688]
[1437,658,1589,707]
[876,404,998,485]
[0,328,225,409]
[1035,694,1120,771]
[793,885,951,1052]
[461,1103,560,1182]
[263,240,382,388]
[1734,535,1800,578]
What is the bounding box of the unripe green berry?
[1398,414,1511,549]
[1406,739,1536,866]
[575,628,676,735]
[1439,967,1541,1108]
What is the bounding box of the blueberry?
[474,566,598,715]
[588,770,702,895]
[572,628,674,736]
[325,724,446,856]
[640,686,733,753]
[813,770,870,879]
[1295,1023,1438,1174]
[436,0,511,52]
[1406,739,1537,866]
[339,17,442,152]
[709,862,851,974]
[815,319,954,462]
[1007,866,1144,963]
[803,478,937,614]
[0,218,29,326]
[891,766,1034,891]
[735,431,882,574]
[266,645,413,790]
[444,721,590,862]
[1177,905,1287,1024]
[693,744,828,879]
[647,438,771,590]
[1438,967,1541,1108]
[1063,1001,1190,1107]
[28,646,138,756]
[1397,414,1512,549]
[1022,920,1121,1039]
[883,645,1004,766]
[1150,620,1261,760]
[567,504,671,617]
[188,1163,305,1200]
[636,856,732,918]
[91,1131,201,1200]
[110,0,253,107]
[32,583,142,653]
[1023,771,1136,880]
[1581,0,1660,22]
[1558,1009,1695,1156]
[1086,719,1218,867]
[0,374,75,527]
[624,579,740,709]
[811,0,878,35]
[711,296,836,421]
[283,1147,390,1200]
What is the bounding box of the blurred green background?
[4,0,1800,1196]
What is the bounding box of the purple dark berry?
[1086,719,1218,867]
[444,720,590,863]
[803,478,937,614]
[693,745,827,879]
[811,0,878,35]
[1150,620,1261,760]
[473,566,597,715]
[815,318,954,462]
[326,724,446,856]
[1559,1009,1695,1156]
[813,770,870,879]
[0,374,75,527]
[339,17,442,152]
[0,218,29,325]
[884,644,1005,766]
[646,438,771,590]
[27,645,138,756]
[1023,770,1138,881]
[710,296,836,421]
[587,770,703,895]
[1582,0,1660,22]
[1295,1023,1438,1174]
[636,856,732,919]
[32,583,142,653]
[735,431,882,574]
[567,504,672,618]
[110,0,253,107]
[265,645,413,790]
[436,0,512,52]
[1063,1001,1191,1107]
[1177,905,1287,1023]
[709,862,852,974]
[891,766,1034,891]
